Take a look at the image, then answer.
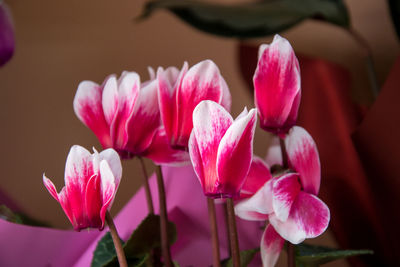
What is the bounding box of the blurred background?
[0,0,399,265]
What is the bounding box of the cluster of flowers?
[43,35,330,266]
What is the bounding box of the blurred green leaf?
[138,0,350,38]
[91,214,177,267]
[388,0,400,40]
[0,205,50,227]
[221,248,259,267]
[295,243,373,267]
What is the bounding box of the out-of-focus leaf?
[221,248,259,267]
[138,0,350,38]
[0,205,50,227]
[388,0,400,40]
[295,243,373,267]
[91,214,177,267]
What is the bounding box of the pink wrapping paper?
[0,165,262,266]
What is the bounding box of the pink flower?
[253,35,301,135]
[188,100,256,198]
[235,126,330,267]
[0,2,15,67]
[158,60,232,149]
[43,145,122,231]
[73,70,189,165]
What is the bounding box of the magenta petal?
[216,108,257,197]
[110,72,140,149]
[269,191,330,244]
[42,175,59,201]
[125,79,160,154]
[157,64,187,146]
[235,180,273,220]
[191,100,233,196]
[73,81,112,148]
[261,224,285,267]
[272,173,301,222]
[253,35,301,134]
[285,126,321,195]
[144,127,190,166]
[240,156,272,198]
[84,174,102,229]
[175,60,226,147]
[99,160,117,228]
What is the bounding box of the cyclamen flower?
[73,70,188,165]
[189,100,256,198]
[254,35,301,135]
[235,127,330,267]
[0,2,15,67]
[158,60,231,149]
[43,145,122,231]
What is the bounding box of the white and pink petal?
[272,173,301,222]
[261,224,285,267]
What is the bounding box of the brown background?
[0,0,398,265]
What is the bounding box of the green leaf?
[91,214,177,267]
[138,0,350,38]
[295,243,373,267]
[388,0,400,40]
[222,248,259,267]
[0,205,50,227]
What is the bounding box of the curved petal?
[99,160,117,229]
[143,127,190,166]
[102,75,118,126]
[240,156,272,198]
[234,180,273,220]
[110,72,140,149]
[84,174,102,229]
[272,173,301,222]
[64,145,93,190]
[261,224,285,267]
[125,79,160,154]
[98,148,122,186]
[269,192,330,244]
[216,108,257,197]
[157,64,187,146]
[189,130,206,192]
[285,126,320,195]
[73,80,112,148]
[192,100,233,196]
[175,60,226,147]
[253,34,300,134]
[42,174,59,201]
[219,76,232,112]
[57,187,77,230]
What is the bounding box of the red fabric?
[238,43,393,266]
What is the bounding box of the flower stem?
[105,211,128,267]
[226,198,240,267]
[138,157,154,214]
[207,197,221,267]
[279,137,288,168]
[155,165,172,267]
[287,242,295,267]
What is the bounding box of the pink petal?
[84,174,102,229]
[143,127,190,166]
[57,187,76,230]
[272,173,301,222]
[285,126,320,195]
[64,145,93,190]
[98,148,122,186]
[157,64,187,146]
[261,224,285,267]
[234,180,274,220]
[110,72,140,149]
[73,81,112,148]
[102,75,119,126]
[265,136,283,167]
[219,76,232,112]
[269,191,330,244]
[125,79,160,154]
[188,130,205,189]
[216,108,257,197]
[253,34,301,134]
[240,156,272,198]
[99,160,117,228]
[191,100,233,196]
[42,174,59,201]
[175,60,226,147]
